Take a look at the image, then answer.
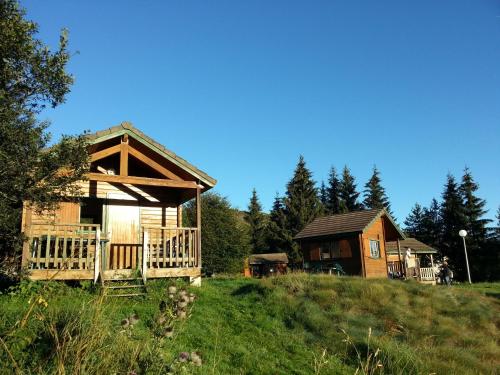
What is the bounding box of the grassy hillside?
[0,275,499,374]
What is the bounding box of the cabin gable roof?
[294,209,406,240]
[86,122,216,188]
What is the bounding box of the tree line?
[404,169,499,281]
[244,157,499,281]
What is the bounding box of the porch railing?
[25,223,100,273]
[142,226,200,270]
[419,267,435,281]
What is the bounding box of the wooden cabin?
[386,238,438,284]
[294,209,405,278]
[246,253,289,277]
[20,122,216,284]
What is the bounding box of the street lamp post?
[459,230,471,284]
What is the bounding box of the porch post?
[430,254,435,282]
[397,238,404,278]
[94,230,101,283]
[142,231,149,284]
[196,185,202,268]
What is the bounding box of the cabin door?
[106,202,141,271]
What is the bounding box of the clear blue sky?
[23,0,500,222]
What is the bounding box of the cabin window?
[321,244,330,259]
[369,240,380,258]
[80,199,103,225]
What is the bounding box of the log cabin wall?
[301,235,362,275]
[361,217,388,278]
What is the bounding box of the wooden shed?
[21,122,216,284]
[294,209,405,278]
[247,253,289,277]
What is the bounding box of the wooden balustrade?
[26,224,100,271]
[143,227,199,269]
[419,267,435,281]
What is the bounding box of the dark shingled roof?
[386,238,438,254]
[249,253,289,265]
[86,122,216,187]
[294,209,405,240]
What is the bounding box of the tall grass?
[1,275,499,374]
[0,279,202,374]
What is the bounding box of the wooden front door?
[106,203,141,271]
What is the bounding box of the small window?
[369,240,380,258]
[321,244,330,259]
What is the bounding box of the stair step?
[106,293,147,297]
[105,285,145,289]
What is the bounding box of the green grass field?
[1,275,499,374]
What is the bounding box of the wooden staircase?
[103,278,147,298]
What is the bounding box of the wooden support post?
[142,231,149,284]
[359,233,366,278]
[120,134,128,176]
[177,205,182,227]
[94,230,101,283]
[397,238,403,278]
[430,254,435,282]
[196,185,201,268]
[21,203,31,268]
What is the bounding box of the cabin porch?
[22,223,201,282]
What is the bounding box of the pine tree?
[319,181,328,213]
[362,166,392,214]
[404,203,425,237]
[339,166,362,212]
[440,174,467,277]
[267,194,289,252]
[421,198,441,248]
[284,156,321,261]
[459,167,491,246]
[326,166,341,214]
[245,189,268,254]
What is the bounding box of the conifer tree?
[404,203,425,237]
[326,166,341,214]
[363,166,392,214]
[284,156,321,261]
[245,189,268,254]
[267,194,289,252]
[421,198,441,248]
[440,174,467,276]
[319,181,328,213]
[339,166,362,212]
[459,167,491,245]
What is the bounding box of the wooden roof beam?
[128,145,182,180]
[87,173,199,189]
[90,144,121,162]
